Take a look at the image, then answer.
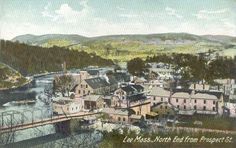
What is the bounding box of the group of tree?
[52,74,75,97]
[127,58,146,76]
[128,53,236,83]
[0,40,114,76]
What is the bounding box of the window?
[176,99,178,103]
[194,105,197,110]
[161,98,163,101]
[195,99,197,103]
[154,97,156,100]
[118,117,121,121]
[83,90,85,94]
[177,105,179,109]
[123,118,126,121]
[213,101,215,105]
[184,105,186,110]
[204,100,206,104]
[203,106,206,110]
[160,105,163,109]
[165,106,168,109]
[213,107,215,111]
[67,107,69,111]
[78,90,81,94]
[86,84,88,88]
[88,90,90,94]
[184,99,186,103]
[76,107,78,110]
[72,107,73,111]
[137,111,140,115]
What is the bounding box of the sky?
[0,0,236,40]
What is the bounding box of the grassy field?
[40,38,236,62]
[176,115,236,131]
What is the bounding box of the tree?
[127,58,145,76]
[53,75,75,97]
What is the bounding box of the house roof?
[121,85,136,93]
[113,72,130,82]
[85,77,109,89]
[172,88,192,94]
[149,87,170,97]
[87,69,99,76]
[192,93,218,100]
[127,94,147,102]
[194,91,223,100]
[107,75,118,85]
[132,85,144,92]
[172,92,190,98]
[70,84,78,92]
[83,95,102,101]
[120,85,144,93]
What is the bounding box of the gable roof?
[194,91,223,99]
[172,92,190,98]
[149,87,170,97]
[85,77,109,89]
[120,85,144,93]
[121,85,136,93]
[191,93,218,100]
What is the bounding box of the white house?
[52,97,82,115]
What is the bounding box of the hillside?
[0,63,28,89]
[12,33,236,61]
[0,40,113,75]
[12,34,89,47]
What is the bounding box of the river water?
[0,74,58,143]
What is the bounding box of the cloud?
[119,13,139,18]
[41,2,54,18]
[165,7,183,18]
[117,6,125,11]
[193,8,228,20]
[42,0,91,23]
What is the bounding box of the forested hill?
[0,40,113,75]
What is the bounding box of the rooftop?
[172,92,190,98]
[83,95,102,101]
[148,87,170,97]
[85,77,109,89]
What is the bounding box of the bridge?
[0,110,101,134]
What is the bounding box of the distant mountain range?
[12,33,236,45]
[11,33,236,61]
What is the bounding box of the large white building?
[147,86,225,116]
[52,97,82,115]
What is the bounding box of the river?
[0,74,102,147]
